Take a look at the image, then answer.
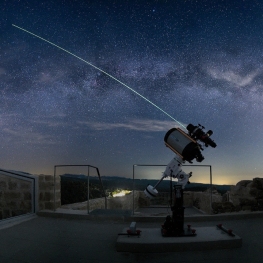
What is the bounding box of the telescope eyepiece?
[186,123,217,148]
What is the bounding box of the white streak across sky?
[1,0,263,183]
[12,24,185,128]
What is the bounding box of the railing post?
[210,165,213,214]
[87,166,90,214]
[133,165,135,215]
[54,166,56,212]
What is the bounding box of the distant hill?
[60,174,231,194]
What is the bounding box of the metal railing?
[132,164,212,215]
[53,165,107,214]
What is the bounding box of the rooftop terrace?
[0,210,262,263]
[1,168,263,262]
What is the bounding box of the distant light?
[113,192,126,197]
[112,190,131,197]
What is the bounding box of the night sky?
[1,0,263,184]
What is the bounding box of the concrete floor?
[135,206,205,216]
[0,212,262,263]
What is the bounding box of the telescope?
[164,123,217,163]
[144,123,217,236]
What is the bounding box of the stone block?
[44,192,53,201]
[252,178,263,189]
[4,192,21,199]
[8,181,18,190]
[39,192,44,201]
[239,198,257,206]
[45,202,54,210]
[2,209,11,219]
[137,196,149,208]
[11,210,27,217]
[55,183,61,189]
[39,203,45,210]
[39,182,54,191]
[184,191,194,207]
[44,201,61,210]
[0,180,7,190]
[222,201,235,210]
[38,175,45,182]
[107,193,134,210]
[6,201,17,209]
[249,188,263,198]
[20,182,31,190]
[212,202,222,211]
[192,192,222,214]
[236,180,252,187]
[55,192,61,200]
[23,192,32,200]
[230,185,250,196]
[242,205,252,211]
[137,191,150,207]
[19,200,32,211]
[88,197,106,210]
[229,195,240,206]
[212,201,235,214]
[235,205,241,212]
[193,197,200,209]
[44,175,53,181]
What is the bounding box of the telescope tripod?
[161,184,196,237]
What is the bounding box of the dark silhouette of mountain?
[60,174,231,194]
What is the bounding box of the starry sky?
[1,0,263,184]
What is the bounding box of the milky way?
[1,0,263,184]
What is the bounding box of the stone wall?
[135,190,221,214]
[229,178,263,210]
[192,192,222,214]
[0,174,32,219]
[2,174,262,217]
[38,175,61,210]
[89,197,106,210]
[58,190,221,215]
[212,177,263,213]
[184,191,194,207]
[60,191,144,211]
[107,191,142,210]
[3,171,262,216]
[60,197,106,211]
[0,172,60,216]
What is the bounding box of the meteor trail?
[12,24,186,128]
